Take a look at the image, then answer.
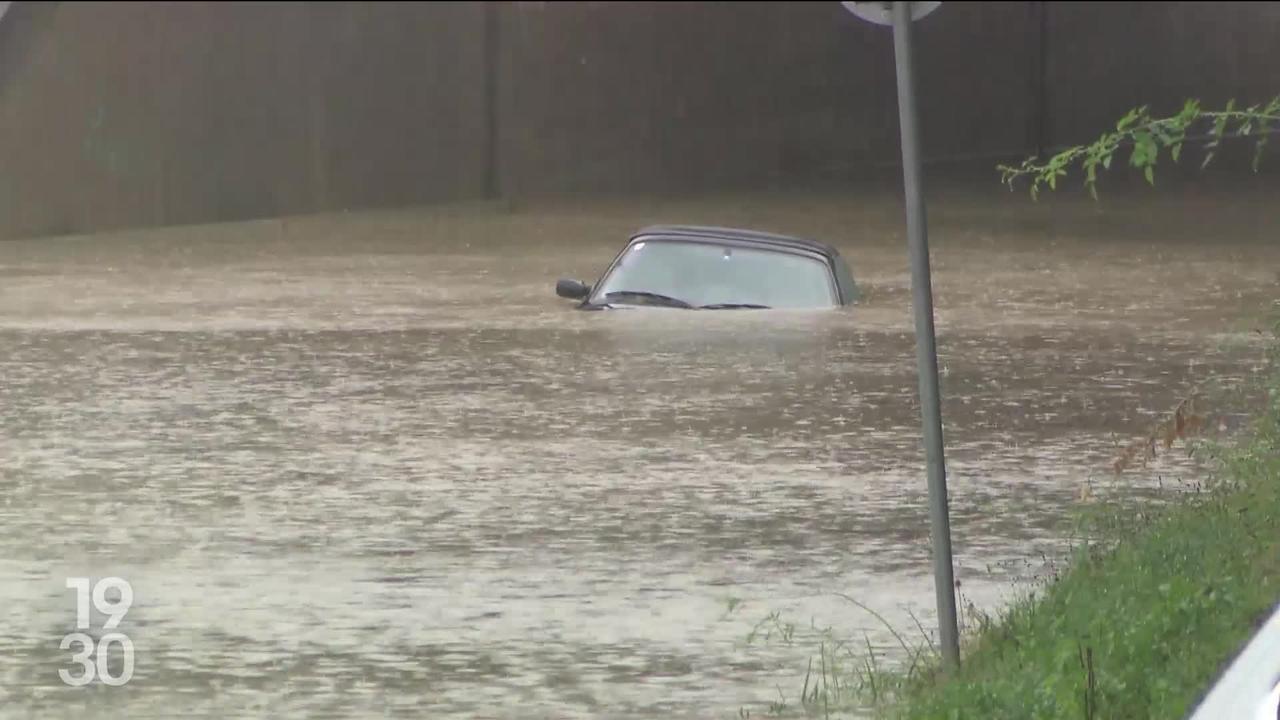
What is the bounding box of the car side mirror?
[556,279,591,300]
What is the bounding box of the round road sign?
[841,1,941,25]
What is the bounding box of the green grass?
[744,323,1280,720]
[878,337,1280,719]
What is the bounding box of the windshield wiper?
[698,303,772,310]
[601,290,694,309]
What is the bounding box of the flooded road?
[1,188,1276,718]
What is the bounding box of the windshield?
[592,239,837,309]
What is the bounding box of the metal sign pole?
[843,0,958,670]
[889,0,960,670]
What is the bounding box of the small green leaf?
[1103,154,1113,170]
[1144,165,1155,185]
[1178,98,1201,123]
[1211,111,1230,143]
[1130,131,1158,169]
[1116,106,1147,132]
[1088,183,1098,201]
[1171,144,1182,163]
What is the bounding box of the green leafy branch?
[998,95,1280,200]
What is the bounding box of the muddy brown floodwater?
[0,187,1276,719]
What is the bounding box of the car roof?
[630,225,841,260]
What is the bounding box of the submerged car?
[555,225,859,310]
